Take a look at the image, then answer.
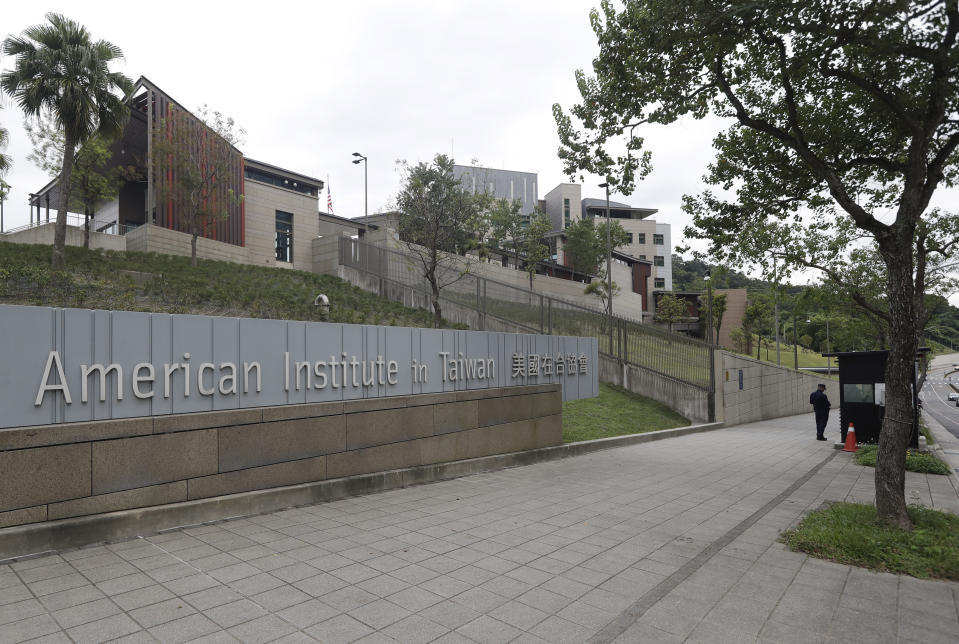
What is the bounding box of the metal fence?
[340,237,714,392]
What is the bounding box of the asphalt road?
[921,352,959,440]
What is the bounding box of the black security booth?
[821,349,928,447]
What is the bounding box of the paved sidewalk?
[1,413,958,643]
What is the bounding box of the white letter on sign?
[35,350,72,406]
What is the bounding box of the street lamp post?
[704,269,713,345]
[352,153,368,236]
[808,316,832,374]
[792,313,798,371]
[599,182,613,354]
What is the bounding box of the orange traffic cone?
[843,423,857,452]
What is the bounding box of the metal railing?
[1,215,138,237]
[340,237,714,391]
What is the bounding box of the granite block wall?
[0,384,561,530]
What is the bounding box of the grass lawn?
[0,242,463,328]
[562,382,690,443]
[782,501,959,579]
[854,444,951,475]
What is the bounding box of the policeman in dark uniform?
[809,383,831,441]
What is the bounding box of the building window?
[654,255,665,266]
[639,255,646,260]
[563,198,570,228]
[627,233,633,244]
[654,233,664,245]
[637,233,646,244]
[654,278,665,288]
[275,211,293,263]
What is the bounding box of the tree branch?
[713,56,890,237]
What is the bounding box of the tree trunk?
[874,238,919,530]
[191,232,198,267]
[52,133,77,269]
[427,272,442,328]
[83,209,90,249]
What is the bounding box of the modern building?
[20,77,365,270]
[540,184,673,312]
[453,165,538,219]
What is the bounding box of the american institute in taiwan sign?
[0,304,599,429]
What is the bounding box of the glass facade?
[275,211,293,263]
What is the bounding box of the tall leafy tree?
[656,294,688,335]
[555,0,959,529]
[0,109,11,178]
[521,211,554,289]
[71,136,139,248]
[25,110,139,248]
[2,13,132,268]
[486,197,525,266]
[396,154,487,327]
[562,217,630,276]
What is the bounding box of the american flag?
[326,179,333,214]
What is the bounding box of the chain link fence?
[340,237,714,391]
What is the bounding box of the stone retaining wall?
[0,384,561,531]
[720,352,823,425]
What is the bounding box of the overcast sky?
[1,2,957,305]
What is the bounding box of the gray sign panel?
[0,304,599,429]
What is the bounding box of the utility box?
[821,349,928,447]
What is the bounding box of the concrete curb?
[0,421,724,561]
[921,411,959,498]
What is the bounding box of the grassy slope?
[0,242,459,328]
[562,382,690,443]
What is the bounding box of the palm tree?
[0,108,11,177]
[1,13,132,268]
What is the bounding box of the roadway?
[921,351,959,440]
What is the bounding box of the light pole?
[352,152,368,236]
[599,182,613,354]
[704,269,713,344]
[808,316,831,374]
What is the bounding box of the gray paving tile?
[489,600,549,630]
[163,573,221,596]
[380,614,449,644]
[530,615,596,644]
[206,599,269,629]
[347,598,411,630]
[147,613,220,644]
[129,597,196,629]
[305,614,374,643]
[386,586,445,612]
[455,615,523,644]
[51,597,121,629]
[67,613,141,644]
[227,615,297,644]
[181,586,244,612]
[275,599,340,629]
[28,574,90,597]
[0,614,63,643]
[418,599,483,630]
[320,586,380,613]
[0,599,47,627]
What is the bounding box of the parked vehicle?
[949,392,959,401]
